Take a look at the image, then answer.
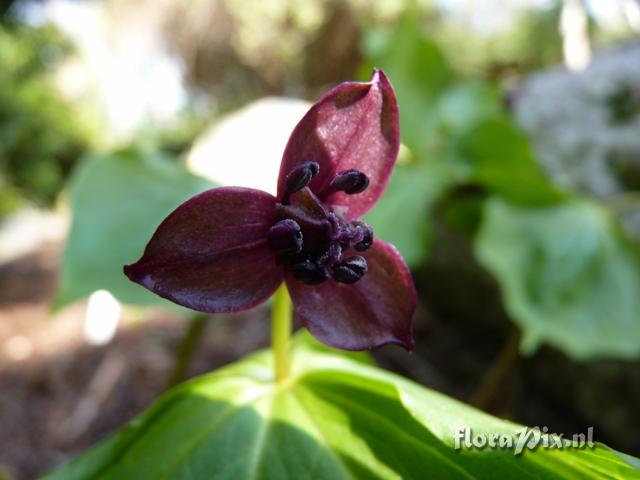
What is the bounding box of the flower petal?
[277,69,400,219]
[124,187,283,313]
[286,238,416,350]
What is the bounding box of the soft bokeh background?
[1,0,640,478]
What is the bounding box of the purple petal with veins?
[276,69,400,220]
[286,238,416,350]
[124,187,283,313]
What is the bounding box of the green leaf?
[361,11,451,159]
[46,332,640,479]
[366,161,445,267]
[615,450,640,471]
[456,115,562,205]
[291,330,375,366]
[475,197,640,359]
[435,82,502,136]
[55,149,215,309]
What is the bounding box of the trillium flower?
[124,70,416,350]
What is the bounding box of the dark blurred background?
[1,1,640,478]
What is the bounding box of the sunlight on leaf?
[45,332,640,479]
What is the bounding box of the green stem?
[470,328,522,410]
[271,284,293,383]
[164,314,208,390]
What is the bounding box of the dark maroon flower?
[124,70,416,350]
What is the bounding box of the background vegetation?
[2,0,640,478]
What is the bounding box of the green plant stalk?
[470,328,522,410]
[272,284,292,383]
[165,313,209,390]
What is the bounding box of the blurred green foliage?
[0,23,96,214]
[44,4,640,475]
[54,3,640,362]
[477,198,640,360]
[56,149,215,310]
[363,10,561,267]
[366,162,443,266]
[361,9,640,361]
[434,1,563,77]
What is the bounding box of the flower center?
[268,164,373,285]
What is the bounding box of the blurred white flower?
[187,97,311,195]
[515,42,640,235]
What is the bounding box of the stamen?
[332,256,368,284]
[334,224,357,244]
[291,260,330,285]
[318,242,342,267]
[274,168,374,285]
[267,219,303,255]
[326,212,341,234]
[330,169,369,194]
[284,162,320,202]
[352,221,373,251]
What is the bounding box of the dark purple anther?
[291,260,330,285]
[352,221,373,252]
[332,256,368,284]
[285,161,320,200]
[330,169,369,194]
[268,219,303,255]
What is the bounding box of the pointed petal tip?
[370,68,386,84]
[402,334,416,352]
[123,262,143,281]
[278,68,399,218]
[121,187,284,314]
[123,263,136,281]
[374,329,415,352]
[370,69,395,95]
[307,331,415,352]
[123,261,153,289]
